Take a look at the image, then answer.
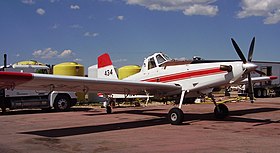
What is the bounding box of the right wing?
[0,71,181,96]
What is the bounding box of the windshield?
[156,53,171,65]
[156,54,166,65]
[162,53,171,61]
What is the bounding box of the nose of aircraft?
[243,62,258,72]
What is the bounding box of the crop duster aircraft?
[0,37,277,125]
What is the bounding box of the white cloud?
[33,48,58,59]
[117,15,125,20]
[33,48,75,59]
[174,57,188,61]
[183,4,218,16]
[125,0,218,16]
[264,9,280,24]
[112,59,128,63]
[58,49,75,58]
[84,32,99,37]
[88,15,95,20]
[70,4,80,10]
[51,24,59,29]
[99,0,113,2]
[36,8,46,15]
[69,24,83,29]
[237,0,280,24]
[74,58,83,62]
[21,0,35,5]
[50,0,60,3]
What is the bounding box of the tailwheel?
[106,105,112,114]
[214,103,229,119]
[168,107,184,125]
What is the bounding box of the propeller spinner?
[231,37,258,103]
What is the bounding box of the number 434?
[104,69,113,76]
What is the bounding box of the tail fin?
[97,53,118,79]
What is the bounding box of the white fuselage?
[124,61,244,96]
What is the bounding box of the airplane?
[0,37,277,125]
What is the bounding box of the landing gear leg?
[1,106,6,114]
[144,91,150,107]
[103,99,112,114]
[208,93,229,119]
[0,99,6,114]
[168,90,186,125]
[106,105,112,114]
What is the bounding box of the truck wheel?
[262,89,268,97]
[54,95,70,112]
[256,89,262,98]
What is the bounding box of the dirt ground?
[0,97,279,153]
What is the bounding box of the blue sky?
[1,0,280,73]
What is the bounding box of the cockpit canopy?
[142,52,172,71]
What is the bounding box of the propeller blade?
[255,69,266,76]
[247,73,254,103]
[231,38,247,63]
[248,37,255,62]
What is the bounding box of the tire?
[106,106,112,114]
[214,104,229,119]
[168,107,184,125]
[262,89,267,97]
[134,102,140,107]
[54,95,70,112]
[256,89,262,98]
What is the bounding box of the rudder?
[97,53,118,79]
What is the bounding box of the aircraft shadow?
[0,107,94,116]
[20,107,280,138]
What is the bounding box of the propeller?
[255,69,266,76]
[231,37,257,103]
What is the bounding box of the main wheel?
[54,95,70,112]
[106,105,112,114]
[168,107,184,125]
[214,104,229,119]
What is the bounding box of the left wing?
[0,71,181,96]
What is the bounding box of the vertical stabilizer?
[97,53,118,79]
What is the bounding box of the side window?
[148,58,156,70]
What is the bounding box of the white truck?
[0,59,77,113]
[237,61,280,98]
[251,61,280,97]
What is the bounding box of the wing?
[240,76,277,84]
[0,71,181,96]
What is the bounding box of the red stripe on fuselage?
[142,67,225,83]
